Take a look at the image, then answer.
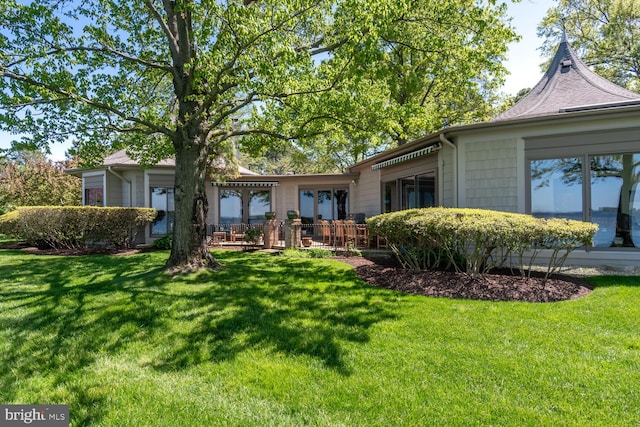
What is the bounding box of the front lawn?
[0,249,638,426]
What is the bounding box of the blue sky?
[0,0,556,161]
[502,0,557,95]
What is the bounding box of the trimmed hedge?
[0,206,157,249]
[367,208,598,279]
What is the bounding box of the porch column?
[284,219,302,248]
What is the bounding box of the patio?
[207,221,386,250]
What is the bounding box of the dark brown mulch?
[0,241,155,256]
[335,256,593,303]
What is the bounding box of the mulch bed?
[335,255,593,303]
[0,241,154,256]
[1,242,592,302]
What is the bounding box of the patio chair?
[356,225,369,248]
[208,231,226,247]
[344,220,357,246]
[376,235,388,249]
[229,225,245,242]
[353,213,366,224]
[319,220,332,245]
[333,220,345,247]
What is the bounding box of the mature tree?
[242,0,517,170]
[0,0,516,270]
[0,150,80,214]
[538,0,640,92]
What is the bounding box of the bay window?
[529,152,640,248]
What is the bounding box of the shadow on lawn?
[585,275,640,288]
[0,250,399,424]
[0,252,169,425]
[149,251,400,374]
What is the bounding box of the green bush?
[243,227,263,246]
[0,210,20,237]
[152,234,173,249]
[281,248,333,259]
[0,206,157,249]
[367,207,598,279]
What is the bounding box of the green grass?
[0,249,639,426]
[0,234,16,245]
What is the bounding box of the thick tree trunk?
[165,142,221,271]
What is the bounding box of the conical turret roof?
[493,35,640,121]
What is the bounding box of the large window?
[590,154,640,247]
[299,188,348,223]
[530,158,583,220]
[530,153,640,248]
[248,190,271,224]
[383,172,436,213]
[219,188,271,224]
[151,187,175,236]
[219,189,243,224]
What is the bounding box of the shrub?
[243,227,263,248]
[0,206,157,249]
[152,234,173,249]
[367,207,598,280]
[281,248,333,259]
[0,210,20,237]
[345,241,362,257]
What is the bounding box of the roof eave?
[225,172,359,180]
[449,103,640,135]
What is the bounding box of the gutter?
[439,133,457,207]
[107,166,133,207]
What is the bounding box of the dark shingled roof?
[493,35,640,122]
[103,149,259,175]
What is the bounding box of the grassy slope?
[0,249,638,426]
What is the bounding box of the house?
[347,34,640,266]
[69,36,640,266]
[67,148,358,242]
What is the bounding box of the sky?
[502,0,557,95]
[0,0,557,162]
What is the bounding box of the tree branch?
[0,67,175,138]
[144,0,180,61]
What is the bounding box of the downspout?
[439,133,457,207]
[107,166,133,207]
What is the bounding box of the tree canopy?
[242,0,518,171]
[0,0,517,269]
[538,0,640,92]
